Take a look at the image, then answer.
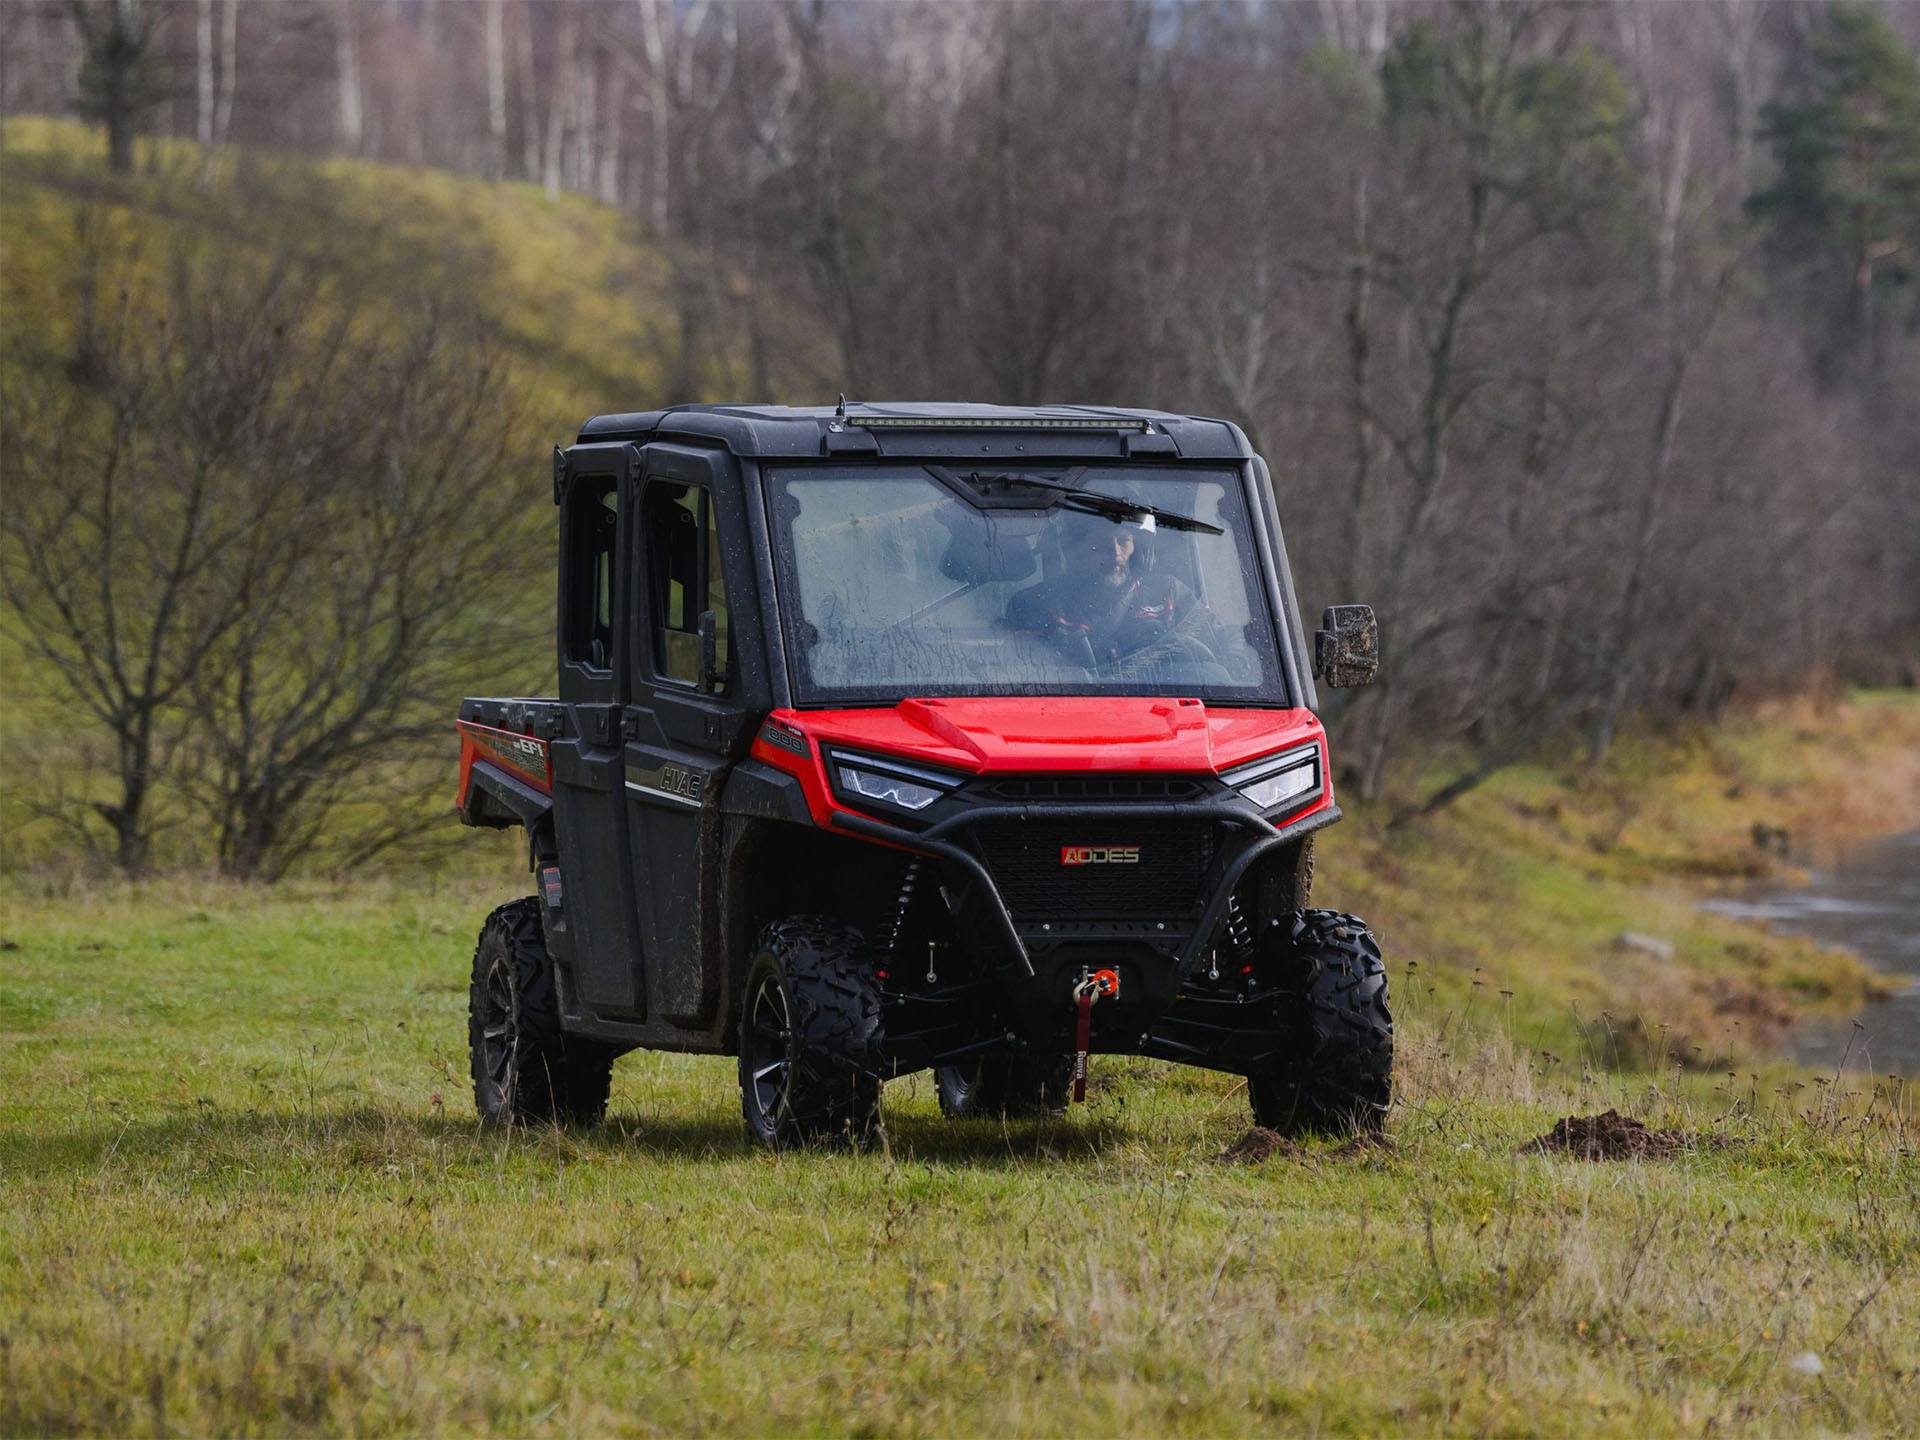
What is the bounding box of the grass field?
[4,698,1918,1435]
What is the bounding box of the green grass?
[4,701,1919,1435]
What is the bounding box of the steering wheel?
[1090,632,1225,679]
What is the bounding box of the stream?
[1700,828,1920,1075]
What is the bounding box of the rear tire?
[739,917,884,1149]
[935,1052,1074,1118]
[1248,909,1392,1136]
[469,897,615,1126]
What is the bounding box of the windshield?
[766,465,1284,704]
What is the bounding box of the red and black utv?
[455,403,1388,1147]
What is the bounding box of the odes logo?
[1060,845,1140,866]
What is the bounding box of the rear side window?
[644,483,729,690]
[566,479,618,670]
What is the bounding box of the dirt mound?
[1520,1109,1725,1160]
[1328,1131,1397,1161]
[1217,1127,1301,1164]
[1215,1129,1398,1164]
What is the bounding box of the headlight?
[826,749,962,814]
[1226,743,1321,813]
[836,765,944,811]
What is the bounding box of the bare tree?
[1,180,538,877]
[778,0,870,390]
[179,308,531,880]
[215,0,235,145]
[1328,2,1637,795]
[334,0,363,153]
[1,213,297,869]
[195,0,212,145]
[484,0,507,180]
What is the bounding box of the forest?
[2,0,1917,877]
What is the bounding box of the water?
[1699,829,1920,1075]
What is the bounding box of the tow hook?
[1070,967,1121,1104]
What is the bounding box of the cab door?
[549,443,649,1020]
[622,444,753,1026]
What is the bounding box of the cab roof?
[575,402,1253,462]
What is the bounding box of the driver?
[1006,507,1217,674]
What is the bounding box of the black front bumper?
[837,795,1338,970]
[836,791,1340,1071]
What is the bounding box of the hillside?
[2,117,692,434]
[0,118,738,867]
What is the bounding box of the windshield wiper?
[923,466,1224,535]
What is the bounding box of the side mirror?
[697,609,725,694]
[1315,604,1379,688]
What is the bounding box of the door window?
[566,478,618,671]
[644,483,729,691]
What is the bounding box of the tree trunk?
[1717,0,1761,187]
[219,789,278,882]
[214,0,236,146]
[597,60,624,206]
[515,0,540,182]
[572,39,595,194]
[543,4,572,198]
[640,0,672,231]
[1341,172,1377,606]
[99,703,156,874]
[786,0,865,390]
[106,99,133,172]
[335,0,363,153]
[484,0,507,180]
[1588,336,1692,763]
[195,0,213,147]
[107,0,138,172]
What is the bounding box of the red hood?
[768,697,1324,775]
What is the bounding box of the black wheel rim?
[479,947,518,1103]
[744,969,793,1133]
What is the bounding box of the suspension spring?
[882,857,923,957]
[1223,891,1254,962]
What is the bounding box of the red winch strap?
[1072,988,1094,1103]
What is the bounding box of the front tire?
[1248,909,1392,1136]
[739,917,884,1148]
[935,1052,1074,1118]
[469,897,615,1126]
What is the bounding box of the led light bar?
[850,416,1152,432]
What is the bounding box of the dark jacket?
[1007,569,1201,664]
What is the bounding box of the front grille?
[987,775,1206,803]
[970,818,1219,924]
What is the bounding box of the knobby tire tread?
[469,896,614,1127]
[1249,908,1393,1137]
[741,915,884,1148]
